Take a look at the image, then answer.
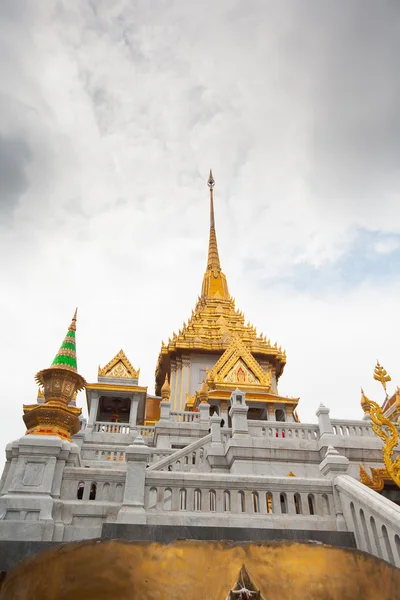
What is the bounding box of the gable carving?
[98,349,140,380]
[207,336,272,391]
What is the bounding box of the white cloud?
[1,1,400,453]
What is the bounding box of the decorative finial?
[69,307,78,332]
[373,360,391,394]
[208,169,215,188]
[161,373,171,401]
[199,378,209,404]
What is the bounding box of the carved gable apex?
[226,565,264,600]
[225,359,260,385]
[207,336,272,391]
[98,349,140,380]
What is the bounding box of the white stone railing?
[148,449,176,465]
[61,468,125,502]
[221,428,232,444]
[81,448,126,463]
[248,420,319,441]
[331,420,375,437]
[93,421,130,434]
[145,473,336,522]
[335,474,400,568]
[170,411,200,423]
[132,425,155,440]
[147,434,212,472]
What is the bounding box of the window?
[89,482,97,500]
[275,409,285,422]
[149,487,157,510]
[224,491,231,512]
[179,489,187,511]
[280,493,287,514]
[308,494,315,515]
[294,493,302,515]
[194,489,202,511]
[266,492,273,514]
[238,491,245,513]
[163,488,172,511]
[252,492,259,513]
[209,490,216,512]
[77,482,84,500]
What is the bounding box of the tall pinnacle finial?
[206,169,221,274]
[201,170,229,299]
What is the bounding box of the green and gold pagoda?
[23,309,86,441]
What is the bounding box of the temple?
[0,173,399,574]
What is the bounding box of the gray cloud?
[0,135,32,217]
[0,0,400,455]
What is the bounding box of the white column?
[129,395,138,430]
[87,392,99,431]
[170,359,177,404]
[173,357,182,411]
[117,436,150,524]
[180,355,191,411]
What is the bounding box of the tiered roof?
[155,172,286,394]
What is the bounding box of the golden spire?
[374,360,391,394]
[201,170,229,299]
[199,378,209,404]
[207,169,221,274]
[161,373,171,401]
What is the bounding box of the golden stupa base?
[1,539,399,600]
[23,400,82,442]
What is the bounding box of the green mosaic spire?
[51,308,78,371]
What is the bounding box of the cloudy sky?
[1,1,400,450]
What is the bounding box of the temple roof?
[155,173,286,394]
[98,349,140,380]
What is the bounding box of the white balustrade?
[331,420,374,437]
[248,421,319,441]
[336,474,400,568]
[170,411,200,423]
[132,425,155,440]
[145,474,335,521]
[94,421,130,434]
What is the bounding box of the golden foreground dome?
[1,539,399,599]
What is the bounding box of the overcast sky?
[1,1,400,450]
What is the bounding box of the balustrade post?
[117,435,150,524]
[230,389,249,437]
[159,401,171,422]
[316,404,333,436]
[86,392,99,432]
[319,445,349,531]
[199,403,210,422]
[129,394,139,431]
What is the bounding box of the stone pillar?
[155,401,171,449]
[159,401,171,422]
[86,392,100,432]
[180,355,191,411]
[316,404,333,436]
[129,394,139,431]
[170,359,177,403]
[319,445,349,531]
[210,416,222,443]
[230,389,249,438]
[174,357,182,411]
[0,435,77,541]
[220,400,229,425]
[199,402,210,422]
[117,436,150,524]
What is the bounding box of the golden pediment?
[359,464,391,492]
[98,350,140,380]
[207,336,272,392]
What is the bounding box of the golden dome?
[1,540,399,600]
